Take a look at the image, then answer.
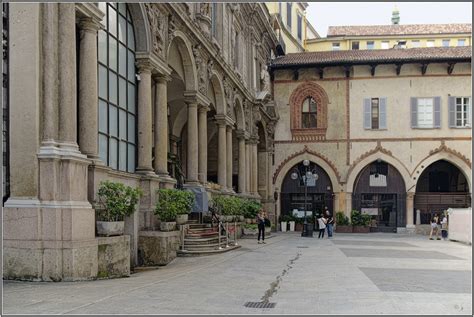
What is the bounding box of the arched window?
[302,97,317,128]
[97,2,136,172]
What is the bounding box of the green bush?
[243,223,258,230]
[155,189,195,222]
[96,181,143,222]
[336,211,350,226]
[351,210,371,226]
[279,214,294,222]
[210,195,243,216]
[242,199,261,219]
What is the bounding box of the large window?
[451,97,471,128]
[302,97,317,128]
[98,2,137,172]
[364,97,387,130]
[297,14,302,41]
[286,3,292,28]
[457,39,465,47]
[367,41,374,50]
[417,98,434,128]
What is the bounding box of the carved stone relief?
[145,4,165,56]
[192,45,208,95]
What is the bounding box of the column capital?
[407,192,415,199]
[78,17,102,33]
[136,58,154,73]
[152,73,172,83]
[226,125,234,132]
[249,135,259,144]
[214,114,235,127]
[198,104,210,113]
[236,129,248,140]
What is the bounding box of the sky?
[305,2,472,37]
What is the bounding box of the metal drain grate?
[297,246,308,248]
[244,302,276,308]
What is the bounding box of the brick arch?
[289,82,329,138]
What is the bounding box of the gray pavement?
[3,232,472,315]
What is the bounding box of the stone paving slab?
[331,239,417,247]
[339,247,463,260]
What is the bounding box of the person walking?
[256,210,266,244]
[429,213,441,240]
[317,214,327,239]
[441,212,448,241]
[324,207,334,238]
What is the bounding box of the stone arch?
[208,72,225,115]
[346,151,413,193]
[171,106,187,137]
[289,81,329,131]
[167,31,197,91]
[127,4,152,54]
[233,95,245,130]
[413,151,472,193]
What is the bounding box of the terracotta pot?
[335,225,353,233]
[160,221,177,232]
[176,214,188,225]
[96,221,124,236]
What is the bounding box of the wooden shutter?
[410,97,418,128]
[467,98,472,127]
[379,98,387,129]
[364,98,371,129]
[448,96,456,127]
[434,97,441,128]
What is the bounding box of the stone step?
[182,242,230,250]
[183,236,226,244]
[185,231,220,238]
[187,228,217,233]
[177,244,241,257]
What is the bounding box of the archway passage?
[352,161,406,232]
[414,160,471,224]
[280,161,334,230]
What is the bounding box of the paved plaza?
[3,233,472,315]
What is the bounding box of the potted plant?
[242,223,258,235]
[96,180,142,236]
[279,214,293,232]
[242,199,261,223]
[155,189,195,231]
[351,210,371,233]
[288,214,296,232]
[335,211,352,233]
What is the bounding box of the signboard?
[361,208,378,215]
[292,210,313,218]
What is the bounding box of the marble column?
[58,3,78,148]
[217,120,227,189]
[78,17,102,159]
[186,101,199,183]
[136,60,153,173]
[251,141,258,195]
[226,125,233,191]
[198,105,209,184]
[153,74,170,176]
[245,141,251,194]
[237,131,246,194]
[406,192,415,232]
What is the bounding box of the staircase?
[177,222,241,256]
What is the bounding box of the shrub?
[210,195,243,216]
[96,181,142,222]
[243,223,258,230]
[336,211,350,226]
[351,210,371,226]
[279,214,294,222]
[155,189,195,222]
[242,199,261,219]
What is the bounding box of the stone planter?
[160,221,176,232]
[336,225,353,233]
[265,226,271,234]
[96,221,125,236]
[138,230,179,266]
[243,227,258,235]
[281,221,287,232]
[352,226,370,233]
[97,236,130,278]
[289,221,295,231]
[176,214,188,225]
[239,215,245,222]
[245,218,252,224]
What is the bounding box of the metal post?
[302,167,308,237]
[234,221,238,246]
[225,222,229,247]
[218,222,222,250]
[181,225,185,251]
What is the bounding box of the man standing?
[325,207,334,238]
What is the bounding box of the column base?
[405,224,416,234]
[135,168,155,176]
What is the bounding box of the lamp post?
[291,159,319,237]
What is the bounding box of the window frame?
[457,39,466,47]
[366,41,375,50]
[381,41,389,49]
[454,97,471,128]
[332,42,340,51]
[351,41,359,50]
[442,39,450,47]
[286,2,292,28]
[416,98,435,128]
[301,96,318,129]
[411,40,420,48]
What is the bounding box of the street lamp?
[290,160,319,237]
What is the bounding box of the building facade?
[270,46,471,233]
[307,23,472,52]
[3,2,278,281]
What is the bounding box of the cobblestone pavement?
[3,232,472,315]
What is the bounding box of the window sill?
[411,127,441,130]
[364,128,388,131]
[450,126,472,129]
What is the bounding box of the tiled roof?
[270,47,472,68]
[327,23,472,37]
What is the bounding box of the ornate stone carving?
[145,3,165,56]
[428,141,471,166]
[192,45,207,95]
[244,100,251,131]
[260,64,271,94]
[200,3,211,17]
[207,59,214,82]
[196,3,212,37]
[223,77,234,116]
[168,14,176,44]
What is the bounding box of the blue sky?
[305,2,472,37]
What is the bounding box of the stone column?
[251,139,258,195]
[136,60,153,173]
[226,125,233,191]
[153,74,171,176]
[58,3,78,149]
[186,100,199,183]
[406,192,415,232]
[198,105,209,184]
[217,120,227,189]
[78,17,102,160]
[345,192,352,219]
[236,130,246,193]
[416,209,421,225]
[245,141,251,194]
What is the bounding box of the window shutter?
[379,97,387,129]
[364,98,371,129]
[434,97,441,128]
[467,98,472,127]
[411,97,418,128]
[448,96,456,127]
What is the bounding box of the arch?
[233,95,245,130]
[167,31,197,91]
[346,151,413,193]
[256,121,268,151]
[208,72,225,115]
[274,150,341,194]
[413,152,472,193]
[171,106,188,137]
[127,4,152,54]
[289,81,329,132]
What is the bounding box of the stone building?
[270,46,471,233]
[3,2,278,281]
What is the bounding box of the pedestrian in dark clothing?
[257,210,266,244]
[317,215,327,239]
[324,207,334,238]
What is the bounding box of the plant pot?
[265,226,271,234]
[281,221,287,232]
[289,221,295,231]
[243,228,258,235]
[176,214,188,225]
[353,226,370,233]
[96,221,124,236]
[295,223,303,232]
[335,225,353,233]
[160,221,177,232]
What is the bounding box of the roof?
[270,46,472,69]
[327,23,472,37]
